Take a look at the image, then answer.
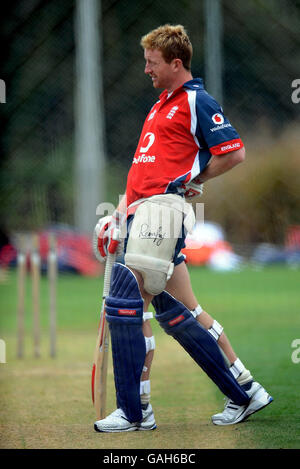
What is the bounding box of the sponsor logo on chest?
[166,105,179,119]
[133,132,156,164]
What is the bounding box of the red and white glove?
[93,214,121,262]
[183,177,204,200]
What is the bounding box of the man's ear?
[172,58,183,72]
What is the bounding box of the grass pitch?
[0,265,300,449]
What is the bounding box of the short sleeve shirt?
[126,78,243,207]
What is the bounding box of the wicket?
[16,232,58,358]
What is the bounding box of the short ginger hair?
[141,24,193,71]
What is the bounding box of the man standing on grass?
[93,24,273,432]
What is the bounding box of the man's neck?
[167,71,193,93]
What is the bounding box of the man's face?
[144,48,174,90]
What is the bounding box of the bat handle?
[103,252,116,297]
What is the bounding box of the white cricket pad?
[125,194,195,295]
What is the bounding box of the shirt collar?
[182,78,204,90]
[159,78,204,101]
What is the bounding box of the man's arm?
[196,147,245,183]
[115,193,127,218]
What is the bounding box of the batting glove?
[93,214,121,262]
[183,177,204,200]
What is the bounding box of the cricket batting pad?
[105,263,146,423]
[125,193,195,296]
[152,292,250,406]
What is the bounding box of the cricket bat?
[91,252,116,420]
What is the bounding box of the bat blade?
[92,320,109,419]
[91,253,116,420]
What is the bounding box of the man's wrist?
[193,175,205,184]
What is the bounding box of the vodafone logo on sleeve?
[212,113,224,125]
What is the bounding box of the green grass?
[0,266,300,449]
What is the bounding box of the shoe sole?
[212,391,273,426]
[139,423,157,431]
[94,423,157,433]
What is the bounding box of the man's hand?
[93,214,120,262]
[183,176,204,200]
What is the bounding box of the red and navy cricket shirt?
[126,78,244,207]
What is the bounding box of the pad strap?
[143,311,153,321]
[208,320,223,341]
[191,304,203,318]
[229,358,245,379]
[145,336,156,354]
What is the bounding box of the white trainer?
[94,404,157,433]
[212,381,273,426]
